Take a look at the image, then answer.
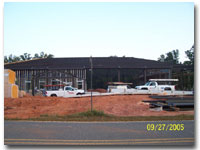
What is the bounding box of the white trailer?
[107,82,136,94]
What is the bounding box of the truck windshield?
[144,82,150,86]
[65,87,73,91]
[150,82,156,86]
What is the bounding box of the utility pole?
[144,66,147,84]
[60,72,61,89]
[118,66,121,82]
[90,56,93,111]
[31,72,35,96]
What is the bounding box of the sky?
[4,2,194,62]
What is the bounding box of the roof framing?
[4,57,173,70]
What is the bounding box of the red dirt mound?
[4,95,194,119]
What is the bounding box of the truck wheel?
[51,94,57,97]
[141,88,148,90]
[76,93,81,95]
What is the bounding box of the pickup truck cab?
[46,86,85,97]
[135,79,178,92]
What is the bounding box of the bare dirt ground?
[4,95,194,119]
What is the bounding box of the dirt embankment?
[4,95,194,119]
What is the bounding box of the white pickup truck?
[135,79,178,92]
[45,86,85,97]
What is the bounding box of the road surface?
[4,120,194,145]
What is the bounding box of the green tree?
[8,54,14,63]
[20,53,32,61]
[184,45,194,65]
[46,54,54,58]
[12,56,21,62]
[33,51,54,59]
[33,53,40,58]
[4,56,8,63]
[158,54,165,62]
[4,55,21,63]
[158,49,179,64]
[5,52,54,63]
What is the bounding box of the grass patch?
[5,110,194,121]
[69,110,110,117]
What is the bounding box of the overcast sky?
[4,2,194,62]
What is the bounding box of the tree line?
[4,45,194,65]
[4,52,54,63]
[157,45,194,65]
[157,45,194,90]
[109,45,194,66]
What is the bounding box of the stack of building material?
[4,69,19,98]
[143,95,194,111]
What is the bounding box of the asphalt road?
[4,120,194,146]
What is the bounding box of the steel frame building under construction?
[4,57,187,94]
